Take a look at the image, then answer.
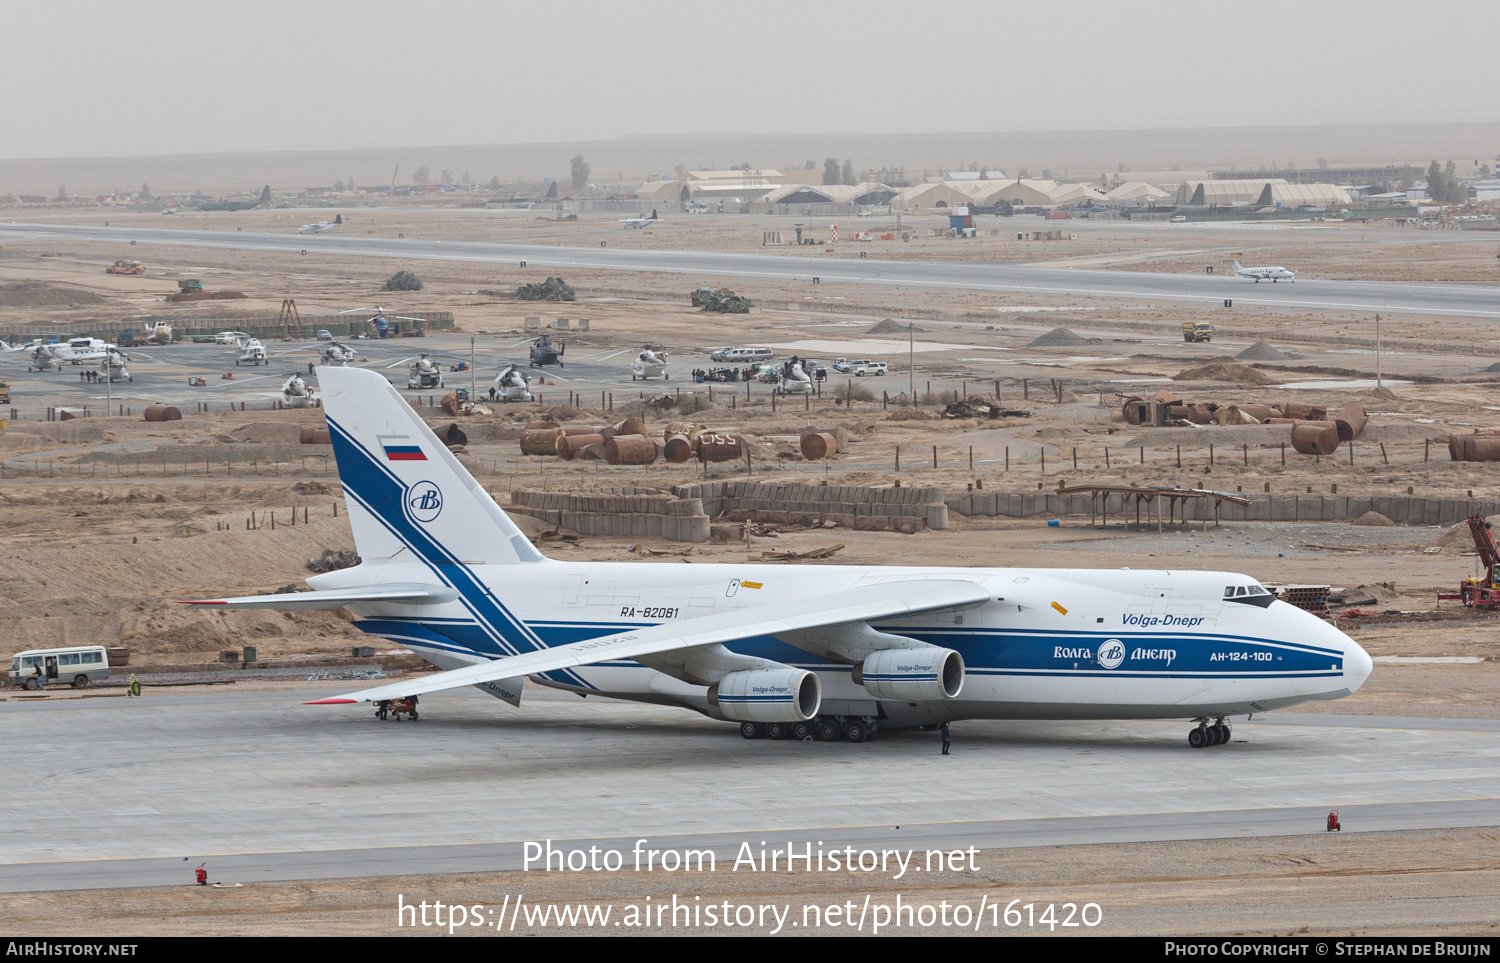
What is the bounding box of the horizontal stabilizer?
[310,578,993,705]
[179,583,458,611]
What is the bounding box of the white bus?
[10,646,111,689]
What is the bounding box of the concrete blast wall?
[948,491,1500,527]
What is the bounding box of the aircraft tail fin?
[334,214,343,225]
[316,366,546,566]
[1231,260,1243,272]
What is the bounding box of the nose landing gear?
[1188,718,1232,748]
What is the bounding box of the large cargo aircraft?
[185,367,1371,748]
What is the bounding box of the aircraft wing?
[307,577,992,705]
[179,583,459,611]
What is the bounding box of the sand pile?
[0,282,105,307]
[1173,362,1278,385]
[1236,341,1293,362]
[886,406,933,421]
[1483,361,1500,373]
[224,423,304,444]
[1425,523,1476,554]
[1350,511,1396,527]
[867,318,924,334]
[1027,327,1092,347]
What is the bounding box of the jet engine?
[707,668,820,722]
[853,647,964,701]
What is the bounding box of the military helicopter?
[236,337,268,366]
[528,334,565,369]
[336,305,430,339]
[26,344,60,372]
[98,346,133,383]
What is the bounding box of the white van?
[10,645,111,689]
[709,347,774,363]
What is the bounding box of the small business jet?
[298,214,343,235]
[620,209,659,229]
[183,367,1371,749]
[1232,259,1295,283]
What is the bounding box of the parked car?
[850,361,887,376]
[316,329,333,340]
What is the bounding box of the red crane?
[1437,514,1500,609]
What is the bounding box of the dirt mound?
[886,406,933,421]
[225,423,304,445]
[1173,362,1278,385]
[867,318,924,334]
[1425,523,1475,554]
[1350,511,1395,527]
[1236,341,1293,362]
[1126,423,1295,449]
[1484,361,1500,373]
[0,282,105,307]
[1027,327,1091,347]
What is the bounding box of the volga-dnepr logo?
[406,481,443,523]
[1096,638,1126,670]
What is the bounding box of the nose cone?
[1343,635,1373,693]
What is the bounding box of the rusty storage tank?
[558,432,605,460]
[299,426,332,445]
[605,435,657,465]
[800,432,839,460]
[1291,423,1340,455]
[520,428,564,456]
[439,423,468,448]
[1332,406,1367,442]
[697,432,745,462]
[1450,434,1500,462]
[1281,402,1317,420]
[1216,406,1261,426]
[143,404,181,422]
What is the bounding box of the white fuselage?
[311,559,1370,726]
[1235,265,1295,282]
[55,338,108,364]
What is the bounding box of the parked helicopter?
[630,345,669,381]
[493,364,533,402]
[98,346,132,383]
[319,341,357,366]
[407,353,444,390]
[282,372,317,408]
[337,306,429,339]
[236,338,268,366]
[529,335,565,369]
[26,344,60,372]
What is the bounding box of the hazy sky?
[6,0,1497,159]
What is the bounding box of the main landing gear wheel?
[816,719,844,743]
[739,721,764,739]
[844,720,868,743]
[1187,725,1209,748]
[766,721,791,740]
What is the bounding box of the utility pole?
[470,337,477,400]
[1375,312,1382,389]
[908,321,914,403]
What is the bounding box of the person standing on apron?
[940,721,951,755]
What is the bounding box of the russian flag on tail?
[378,433,426,461]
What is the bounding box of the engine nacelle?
[708,669,820,723]
[853,647,964,701]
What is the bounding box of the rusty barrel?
[440,391,460,416]
[697,432,744,462]
[801,432,838,460]
[559,425,598,436]
[1236,403,1275,421]
[299,427,332,445]
[144,404,181,422]
[1186,405,1214,424]
[558,432,605,460]
[520,428,564,456]
[662,434,696,463]
[607,417,645,438]
[1291,423,1339,455]
[1216,406,1261,426]
[525,420,560,430]
[1281,402,1317,420]
[1332,406,1367,442]
[605,435,657,465]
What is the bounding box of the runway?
[4,222,1499,319]
[4,685,1496,893]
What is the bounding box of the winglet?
[305,698,358,705]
